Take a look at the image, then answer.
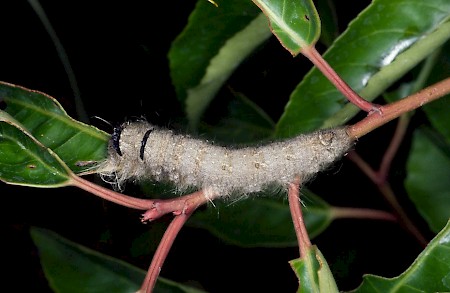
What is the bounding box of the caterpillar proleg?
[98,121,354,197]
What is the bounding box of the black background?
[0,1,433,292]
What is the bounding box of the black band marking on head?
[112,124,124,156]
[140,128,153,160]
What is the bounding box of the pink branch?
[378,115,409,181]
[140,212,191,293]
[331,207,396,222]
[348,77,450,139]
[347,151,428,247]
[141,190,212,222]
[302,46,378,113]
[71,175,214,223]
[345,85,432,247]
[70,175,152,210]
[71,180,213,292]
[346,152,378,183]
[140,190,211,292]
[288,177,311,258]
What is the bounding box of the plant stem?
[378,114,410,183]
[70,175,152,210]
[347,152,428,247]
[27,0,87,123]
[288,177,311,258]
[140,191,209,291]
[72,175,213,223]
[331,207,396,222]
[140,212,192,293]
[302,46,376,113]
[378,182,428,247]
[348,77,450,139]
[72,179,211,292]
[141,189,212,222]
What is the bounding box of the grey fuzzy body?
[99,121,354,197]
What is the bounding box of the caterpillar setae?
[98,121,354,198]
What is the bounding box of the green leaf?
[198,92,275,144]
[289,246,339,293]
[348,219,450,292]
[168,0,271,129]
[423,41,450,143]
[0,81,109,174]
[188,190,332,247]
[0,120,71,187]
[252,0,321,55]
[405,128,450,233]
[30,227,207,293]
[315,0,339,47]
[276,0,450,137]
[423,95,450,144]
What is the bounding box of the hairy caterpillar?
[98,121,354,197]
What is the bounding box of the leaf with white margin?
[347,220,450,292]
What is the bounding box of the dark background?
[0,1,433,292]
